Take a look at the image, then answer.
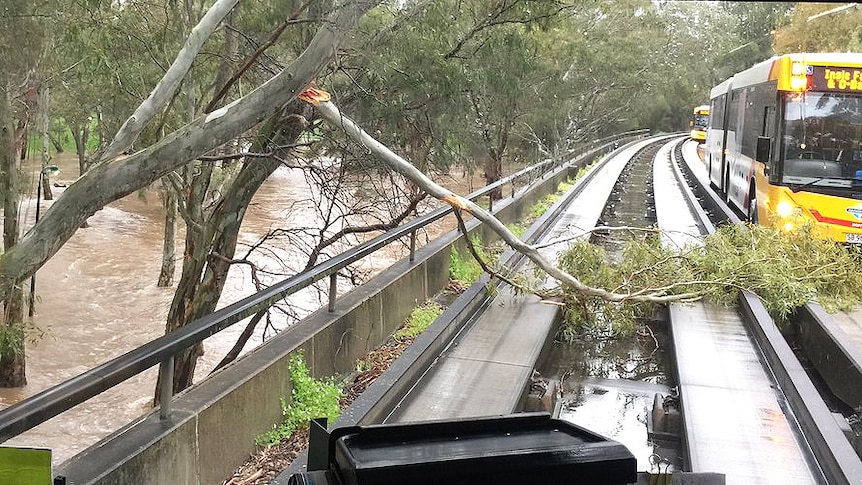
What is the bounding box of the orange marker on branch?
[299,85,331,106]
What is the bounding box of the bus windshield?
[693,113,709,131]
[781,91,862,189]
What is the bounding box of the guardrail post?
[488,194,494,212]
[511,177,516,198]
[409,230,417,262]
[158,356,174,421]
[328,273,337,312]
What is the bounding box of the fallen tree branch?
[305,92,702,304]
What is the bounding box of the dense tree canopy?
[774,3,862,53]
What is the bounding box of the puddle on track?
[538,324,678,472]
[539,142,681,472]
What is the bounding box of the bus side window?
[760,106,775,174]
[757,136,771,169]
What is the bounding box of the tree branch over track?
[307,94,701,304]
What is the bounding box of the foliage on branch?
[558,223,862,339]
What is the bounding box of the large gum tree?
[0,0,380,388]
[0,0,794,391]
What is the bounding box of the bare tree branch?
[101,0,241,161]
[443,0,574,59]
[204,0,318,113]
[303,191,427,270]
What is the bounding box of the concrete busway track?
[279,135,681,481]
[671,139,862,484]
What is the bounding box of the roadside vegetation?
[256,298,443,449]
[395,302,445,340]
[2,1,859,482]
[449,243,485,287]
[256,352,343,448]
[231,297,446,483]
[0,0,808,391]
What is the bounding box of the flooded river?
[0,153,466,463]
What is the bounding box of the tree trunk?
[0,86,27,387]
[40,86,53,201]
[484,152,503,200]
[158,0,304,398]
[156,105,308,401]
[19,129,27,161]
[162,227,210,395]
[0,284,26,387]
[49,133,63,153]
[70,121,90,176]
[157,188,177,287]
[96,111,103,154]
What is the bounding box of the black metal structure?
[287,413,637,485]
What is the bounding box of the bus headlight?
[776,201,796,218]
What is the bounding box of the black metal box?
[290,413,636,485]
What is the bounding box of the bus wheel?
[748,194,758,224]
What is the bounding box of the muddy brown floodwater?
[0,153,471,464]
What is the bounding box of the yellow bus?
[690,104,710,142]
[705,53,862,243]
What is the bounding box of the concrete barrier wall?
[56,148,610,485]
[794,304,862,412]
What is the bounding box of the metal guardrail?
[0,129,648,443]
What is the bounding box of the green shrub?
[574,158,600,181]
[530,193,561,219]
[449,240,484,284]
[0,324,25,360]
[257,352,343,447]
[395,302,445,340]
[557,178,575,193]
[507,222,527,239]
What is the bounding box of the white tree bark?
[312,98,698,304]
[0,0,380,300]
[40,86,53,200]
[99,0,240,162]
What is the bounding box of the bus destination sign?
[810,66,862,92]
